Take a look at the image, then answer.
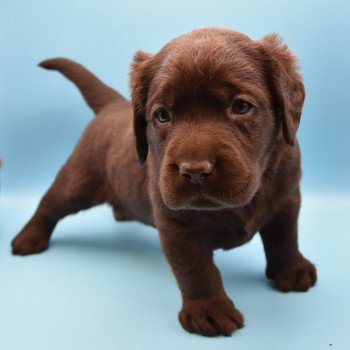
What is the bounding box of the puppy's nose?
[179,161,213,184]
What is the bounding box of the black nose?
[179,161,214,184]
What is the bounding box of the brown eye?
[154,108,171,123]
[232,100,252,115]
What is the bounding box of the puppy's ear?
[129,51,156,164]
[258,34,305,146]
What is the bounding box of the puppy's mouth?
[186,195,233,211]
[161,186,242,211]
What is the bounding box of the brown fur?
[12,27,316,337]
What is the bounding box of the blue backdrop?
[1,1,349,350]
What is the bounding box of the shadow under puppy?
[12,27,317,337]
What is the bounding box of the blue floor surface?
[1,194,349,350]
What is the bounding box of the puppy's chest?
[196,214,260,250]
[210,224,254,250]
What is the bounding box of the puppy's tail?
[39,58,125,114]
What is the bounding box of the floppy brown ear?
[129,51,156,164]
[258,34,305,146]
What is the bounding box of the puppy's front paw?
[179,296,244,337]
[12,228,49,256]
[267,256,317,292]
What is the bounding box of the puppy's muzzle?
[179,161,213,185]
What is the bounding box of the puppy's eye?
[232,100,252,115]
[154,108,171,123]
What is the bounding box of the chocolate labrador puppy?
[12,27,317,337]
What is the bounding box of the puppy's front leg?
[158,221,243,337]
[260,192,317,292]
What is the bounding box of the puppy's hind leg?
[12,157,105,255]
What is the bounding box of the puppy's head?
[129,28,305,211]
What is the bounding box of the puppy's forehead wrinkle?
[172,118,225,136]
